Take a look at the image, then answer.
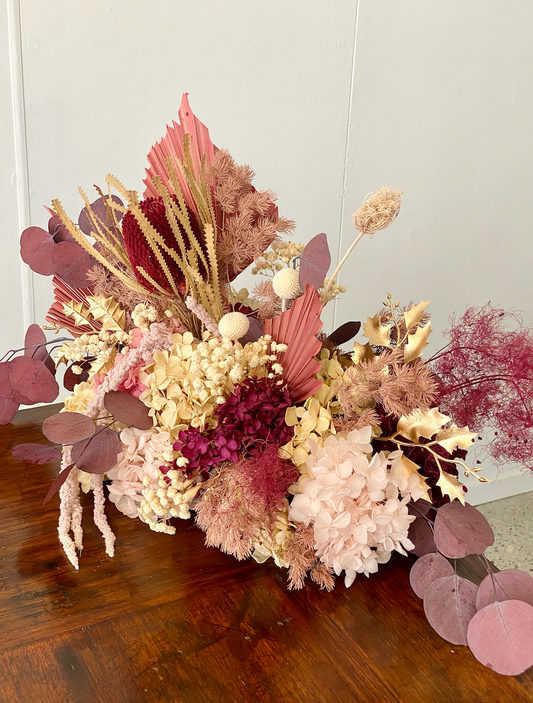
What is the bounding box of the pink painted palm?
[143,93,217,217]
[264,285,323,403]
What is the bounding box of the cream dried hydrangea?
[288,426,424,587]
[141,331,285,440]
[252,502,293,568]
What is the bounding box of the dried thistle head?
[352,186,402,236]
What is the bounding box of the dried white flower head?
[218,312,250,341]
[352,185,402,236]
[272,267,301,300]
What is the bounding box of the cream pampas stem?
[57,446,80,570]
[92,474,116,557]
[322,231,365,298]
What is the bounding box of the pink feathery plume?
[185,296,221,339]
[92,474,115,557]
[57,446,80,569]
[143,93,218,215]
[263,285,324,403]
[46,275,99,336]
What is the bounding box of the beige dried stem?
[323,186,402,297]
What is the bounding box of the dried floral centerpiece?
[2,95,533,676]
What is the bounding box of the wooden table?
[1,406,532,703]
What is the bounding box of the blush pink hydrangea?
[288,426,423,587]
[106,427,173,518]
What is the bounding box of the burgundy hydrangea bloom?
[173,376,293,476]
[432,304,533,472]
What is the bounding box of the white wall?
[2,0,532,503]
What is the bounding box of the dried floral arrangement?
[2,95,533,677]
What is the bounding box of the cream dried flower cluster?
[251,241,305,275]
[140,331,286,440]
[289,427,423,587]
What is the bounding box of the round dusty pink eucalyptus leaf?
[434,502,494,559]
[71,427,121,474]
[407,515,435,557]
[299,233,331,291]
[12,443,61,465]
[410,552,454,599]
[24,324,56,376]
[467,600,533,675]
[8,356,59,404]
[423,574,478,645]
[476,569,533,611]
[78,195,124,236]
[43,464,75,506]
[0,397,19,425]
[63,359,92,392]
[327,321,361,346]
[52,241,95,288]
[42,411,96,445]
[103,390,153,431]
[20,226,57,276]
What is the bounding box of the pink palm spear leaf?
[143,93,218,219]
[264,285,324,403]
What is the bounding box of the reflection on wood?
[0,405,532,702]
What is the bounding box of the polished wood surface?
[1,405,532,703]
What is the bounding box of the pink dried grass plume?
[208,148,295,276]
[339,348,438,419]
[195,445,297,561]
[284,523,334,591]
[432,304,533,471]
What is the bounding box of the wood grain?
[0,405,532,703]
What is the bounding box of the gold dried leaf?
[363,314,393,348]
[435,424,476,454]
[87,294,126,331]
[63,300,94,328]
[403,300,431,331]
[403,321,432,363]
[352,341,376,365]
[398,455,431,501]
[89,352,116,378]
[397,407,450,443]
[437,469,466,505]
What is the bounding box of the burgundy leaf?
[42,411,96,445]
[424,574,478,645]
[409,552,454,599]
[239,316,263,345]
[43,464,75,506]
[299,233,331,290]
[47,215,72,243]
[409,498,433,517]
[407,515,435,557]
[78,195,124,236]
[1,360,32,407]
[434,502,494,559]
[63,359,92,392]
[52,241,95,288]
[467,600,533,675]
[0,397,19,425]
[8,356,59,404]
[20,226,56,276]
[24,324,56,376]
[476,569,533,610]
[327,321,361,346]
[103,390,153,431]
[12,443,61,465]
[71,427,121,473]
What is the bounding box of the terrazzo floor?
[477,491,533,575]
